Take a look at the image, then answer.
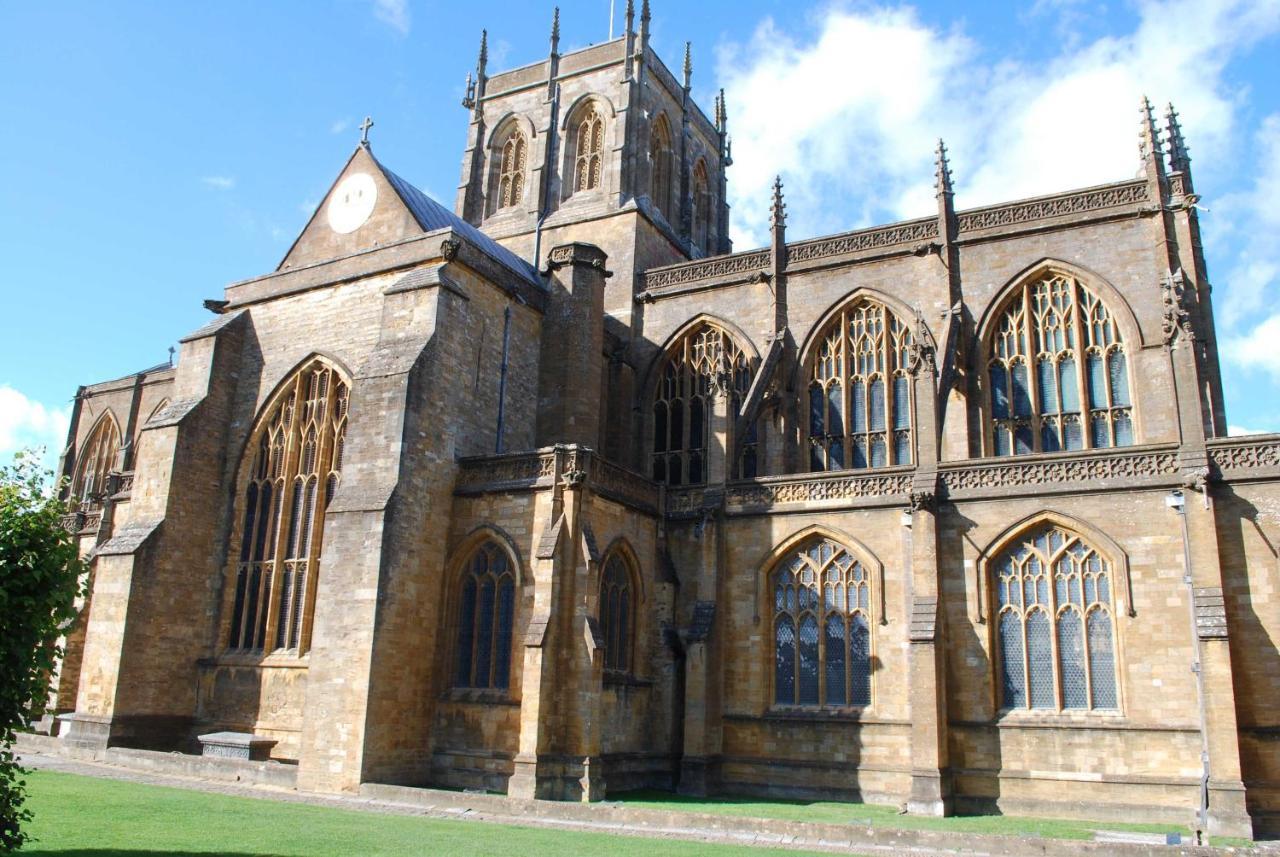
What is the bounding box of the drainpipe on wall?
[1168,488,1210,844]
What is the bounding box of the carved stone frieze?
[1209,438,1280,473]
[956,180,1148,232]
[642,250,771,292]
[941,449,1180,494]
[785,219,938,264]
[726,472,915,509]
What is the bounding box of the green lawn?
[609,789,1251,847]
[18,770,831,857]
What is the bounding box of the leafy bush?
[0,450,84,853]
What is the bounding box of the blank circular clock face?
[326,172,378,234]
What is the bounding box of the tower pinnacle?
[683,42,692,90]
[934,138,953,196]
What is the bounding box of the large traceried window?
[807,299,914,472]
[649,114,674,219]
[691,160,710,252]
[72,415,121,506]
[773,538,871,708]
[229,360,349,654]
[454,540,516,690]
[496,127,527,211]
[652,322,756,486]
[994,523,1118,711]
[599,552,633,675]
[572,105,605,194]
[987,272,1134,456]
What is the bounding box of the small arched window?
[649,115,674,219]
[72,415,121,507]
[454,540,516,690]
[652,322,755,485]
[691,160,710,251]
[807,298,914,471]
[228,360,349,653]
[994,523,1118,711]
[496,128,527,211]
[599,552,633,674]
[773,537,871,708]
[987,272,1134,456]
[573,105,605,194]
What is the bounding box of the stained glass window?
[229,360,348,653]
[808,299,913,471]
[994,523,1118,711]
[773,538,872,707]
[987,273,1134,456]
[652,322,756,484]
[454,541,516,689]
[600,553,634,674]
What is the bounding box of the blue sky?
[3,0,1279,470]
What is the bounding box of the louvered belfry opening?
[987,273,1134,457]
[228,360,349,654]
[995,523,1118,711]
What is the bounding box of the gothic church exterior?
[47,3,1280,839]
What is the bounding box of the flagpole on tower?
[609,0,615,39]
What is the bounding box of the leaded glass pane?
[1015,424,1034,456]
[894,431,911,465]
[1114,411,1134,447]
[1091,414,1110,448]
[1088,610,1117,709]
[990,364,1009,420]
[809,384,824,437]
[869,379,885,431]
[827,382,843,437]
[825,616,846,705]
[1064,417,1083,450]
[1027,611,1055,709]
[850,614,871,705]
[1042,423,1061,452]
[1012,363,1032,417]
[999,611,1025,708]
[1087,352,1107,409]
[852,438,867,469]
[995,426,1011,457]
[1109,351,1130,406]
[1059,357,1079,412]
[870,436,887,468]
[852,381,866,433]
[798,615,820,705]
[456,577,477,687]
[475,578,496,687]
[893,376,910,429]
[1058,609,1087,709]
[1037,360,1058,414]
[495,578,514,689]
[775,617,795,704]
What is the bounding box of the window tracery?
[773,537,871,708]
[994,523,1118,711]
[228,360,348,654]
[651,322,755,485]
[807,299,914,471]
[496,127,527,211]
[573,105,605,194]
[599,552,633,674]
[71,415,120,507]
[987,273,1133,456]
[454,540,516,690]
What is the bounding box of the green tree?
[0,450,84,853]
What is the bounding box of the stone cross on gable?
[359,116,374,146]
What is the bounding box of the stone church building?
[46,3,1280,840]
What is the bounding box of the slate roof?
[373,155,540,287]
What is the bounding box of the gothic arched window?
[228,360,349,653]
[806,298,914,471]
[454,540,516,690]
[599,552,633,674]
[649,115,674,219]
[773,537,871,707]
[987,272,1134,456]
[72,414,120,507]
[994,523,1118,711]
[652,322,755,485]
[691,160,710,251]
[573,105,605,194]
[496,128,527,211]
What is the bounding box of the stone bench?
[197,731,277,761]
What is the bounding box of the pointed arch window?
[600,552,634,675]
[806,298,914,471]
[994,523,1118,711]
[72,416,121,508]
[454,540,516,690]
[773,537,871,708]
[691,160,711,252]
[496,127,527,211]
[573,105,605,194]
[649,115,674,219]
[987,272,1134,456]
[652,322,756,485]
[228,360,349,654]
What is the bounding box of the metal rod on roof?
[609,0,615,39]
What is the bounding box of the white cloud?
[201,175,235,190]
[716,0,1280,248]
[371,0,410,35]
[1224,312,1280,378]
[0,386,71,473]
[330,118,351,135]
[1228,424,1267,436]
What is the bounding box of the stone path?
[17,746,1273,857]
